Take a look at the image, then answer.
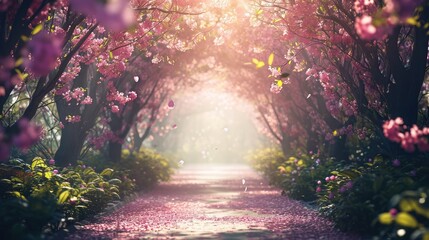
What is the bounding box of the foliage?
[250,147,429,235]
[120,149,177,191]
[0,157,130,239]
[376,189,429,239]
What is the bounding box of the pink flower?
[329,175,336,181]
[389,208,398,216]
[317,180,322,185]
[128,91,137,101]
[316,187,322,192]
[355,15,393,40]
[24,31,63,76]
[325,177,330,182]
[12,119,43,151]
[270,82,282,94]
[49,159,55,165]
[81,96,93,105]
[111,105,120,113]
[65,115,81,123]
[53,169,59,174]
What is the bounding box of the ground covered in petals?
[67,164,362,239]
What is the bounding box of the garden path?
[67,164,361,239]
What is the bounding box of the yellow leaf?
[32,24,43,35]
[31,157,47,171]
[400,199,415,212]
[14,69,28,80]
[256,9,263,15]
[333,130,338,137]
[109,51,114,60]
[256,61,265,69]
[21,35,29,41]
[406,17,418,26]
[378,212,393,225]
[9,191,27,201]
[276,80,283,87]
[15,58,23,67]
[44,170,52,180]
[423,232,429,240]
[395,212,418,228]
[268,53,274,66]
[58,190,70,204]
[252,58,259,65]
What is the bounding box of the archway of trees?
[1,0,429,238]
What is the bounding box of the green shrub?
[0,157,129,239]
[121,149,176,190]
[318,156,418,234]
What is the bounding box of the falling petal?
[244,186,248,192]
[168,99,175,109]
[172,124,177,129]
[179,160,184,165]
[133,76,139,82]
[242,179,246,185]
[307,93,311,99]
[224,127,229,132]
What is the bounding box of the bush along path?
[66,164,361,239]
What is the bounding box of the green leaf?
[395,212,418,228]
[108,179,122,185]
[268,53,274,65]
[58,190,70,204]
[111,192,121,200]
[100,168,114,177]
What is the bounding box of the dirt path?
[67,164,361,239]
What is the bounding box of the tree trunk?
[108,141,122,162]
[54,126,86,166]
[330,137,348,161]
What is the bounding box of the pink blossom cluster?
[355,15,393,40]
[106,84,138,113]
[89,130,123,149]
[24,30,63,76]
[0,57,20,93]
[270,82,282,94]
[69,0,135,32]
[384,0,424,21]
[65,115,82,123]
[62,87,93,105]
[0,119,43,160]
[383,117,429,152]
[354,0,423,40]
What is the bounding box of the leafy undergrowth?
[249,148,429,238]
[0,148,175,239]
